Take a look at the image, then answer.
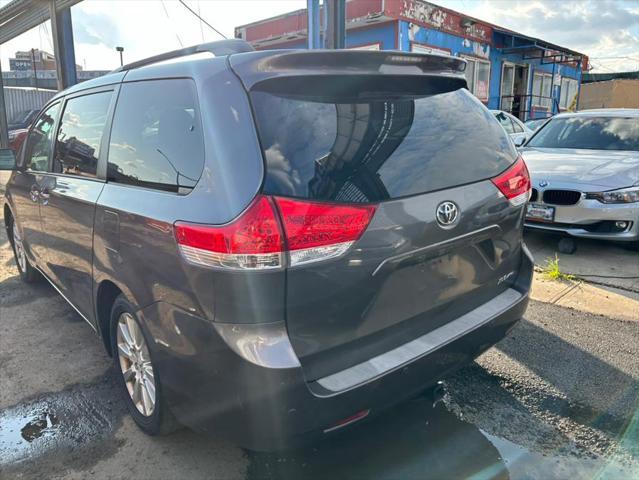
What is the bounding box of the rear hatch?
[231,50,528,381]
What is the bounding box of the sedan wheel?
[116,312,156,417]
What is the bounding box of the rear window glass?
[251,84,516,202]
[527,116,639,151]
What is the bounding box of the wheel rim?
[116,313,156,417]
[12,222,27,273]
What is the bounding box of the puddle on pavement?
[15,410,59,442]
[0,371,126,468]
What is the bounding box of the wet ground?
[1,201,639,478]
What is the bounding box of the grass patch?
[542,254,576,281]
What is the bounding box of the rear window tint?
[107,79,204,193]
[251,86,517,202]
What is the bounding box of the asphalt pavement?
[1,213,639,479]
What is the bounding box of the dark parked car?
[8,108,40,130]
[1,40,533,450]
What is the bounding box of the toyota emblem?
[436,201,459,228]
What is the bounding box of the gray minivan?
[1,40,533,450]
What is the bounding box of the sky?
[0,0,638,73]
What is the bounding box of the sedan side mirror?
[0,148,17,170]
[514,136,527,147]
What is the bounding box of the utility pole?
[31,48,38,91]
[49,1,78,90]
[116,46,124,67]
[0,61,9,149]
[325,0,345,49]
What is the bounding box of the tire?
[110,295,179,435]
[8,216,40,283]
[558,237,576,254]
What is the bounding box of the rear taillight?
[491,156,531,206]
[274,197,377,267]
[175,196,284,270]
[175,195,376,270]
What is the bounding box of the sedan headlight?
[586,187,639,204]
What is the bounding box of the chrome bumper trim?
[316,288,523,393]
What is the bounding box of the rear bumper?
[142,246,533,450]
[525,199,639,241]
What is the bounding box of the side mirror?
[514,136,527,147]
[0,148,17,170]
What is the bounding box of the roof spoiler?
[112,39,254,73]
[229,49,467,90]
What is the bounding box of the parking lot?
[1,183,638,479]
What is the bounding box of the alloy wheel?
[116,313,156,417]
[12,221,27,273]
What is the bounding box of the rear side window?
[107,79,204,193]
[251,83,516,202]
[494,112,514,134]
[512,117,524,133]
[53,91,113,177]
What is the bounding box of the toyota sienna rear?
[2,40,533,450]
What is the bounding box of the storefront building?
[235,0,588,120]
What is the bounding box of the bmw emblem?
[539,180,549,188]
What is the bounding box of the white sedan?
[521,109,639,244]
[491,110,534,147]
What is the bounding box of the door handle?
[40,187,50,206]
[29,185,40,203]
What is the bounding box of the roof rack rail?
[113,39,254,73]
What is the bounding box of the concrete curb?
[531,272,639,322]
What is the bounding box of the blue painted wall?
[268,19,582,119]
[346,22,397,49]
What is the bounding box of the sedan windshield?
[527,116,639,151]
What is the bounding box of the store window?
[560,77,579,110]
[462,56,490,102]
[532,72,553,109]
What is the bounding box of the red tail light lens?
[491,156,531,206]
[175,195,377,269]
[274,197,377,266]
[175,196,284,270]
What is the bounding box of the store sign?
[9,59,32,71]
[411,44,451,56]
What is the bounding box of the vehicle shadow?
[247,397,508,480]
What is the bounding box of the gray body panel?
[284,180,524,379]
[38,174,104,322]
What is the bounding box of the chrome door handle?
[29,185,40,203]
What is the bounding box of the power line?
[178,0,227,39]
[42,22,54,51]
[160,0,184,47]
[197,0,205,43]
[590,56,639,61]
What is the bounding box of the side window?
[496,112,514,134]
[24,102,60,171]
[511,117,524,133]
[107,79,204,193]
[53,91,113,178]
